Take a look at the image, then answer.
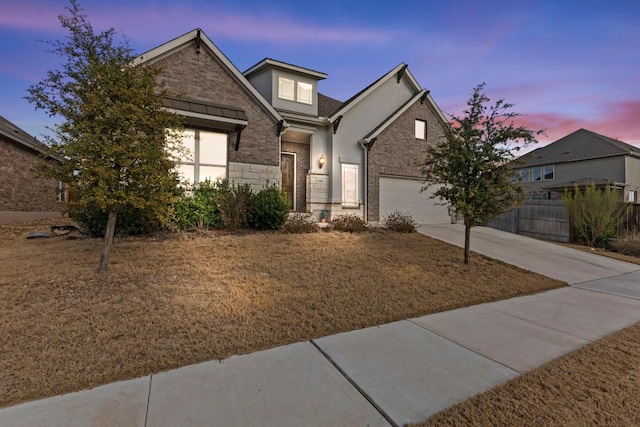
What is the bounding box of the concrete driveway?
[418,224,640,285]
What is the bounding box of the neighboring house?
[516,128,640,204]
[0,115,65,224]
[138,28,452,223]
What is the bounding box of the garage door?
[379,177,451,224]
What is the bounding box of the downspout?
[359,138,369,222]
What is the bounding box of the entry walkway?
[1,226,639,426]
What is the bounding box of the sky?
[1,0,639,151]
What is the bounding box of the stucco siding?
[522,156,626,193]
[330,77,417,205]
[625,156,640,200]
[155,44,280,167]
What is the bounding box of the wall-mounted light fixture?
[318,154,326,169]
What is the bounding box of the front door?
[281,153,295,210]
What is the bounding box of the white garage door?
[379,177,451,224]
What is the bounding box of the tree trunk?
[98,209,118,274]
[464,223,471,265]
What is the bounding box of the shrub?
[563,183,630,247]
[218,182,254,229]
[330,214,368,232]
[172,180,225,230]
[253,184,290,230]
[382,210,417,233]
[73,202,163,237]
[282,212,320,234]
[611,232,640,257]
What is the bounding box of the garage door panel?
[379,177,450,225]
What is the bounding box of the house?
[138,28,452,223]
[516,128,640,203]
[0,115,65,224]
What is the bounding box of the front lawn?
[0,221,564,408]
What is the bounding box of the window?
[415,119,426,139]
[176,129,227,185]
[629,190,637,203]
[278,77,313,104]
[531,167,542,181]
[56,180,66,202]
[341,163,359,207]
[297,82,313,105]
[278,77,295,101]
[520,165,554,182]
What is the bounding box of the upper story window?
[297,82,313,104]
[278,77,313,105]
[520,164,554,182]
[415,119,426,139]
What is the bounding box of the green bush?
[172,180,226,230]
[282,212,320,234]
[382,210,417,233]
[563,183,630,247]
[253,185,290,230]
[73,202,163,237]
[330,214,368,232]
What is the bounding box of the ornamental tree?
[26,0,183,274]
[420,83,542,264]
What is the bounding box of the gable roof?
[518,128,640,167]
[135,29,286,128]
[328,63,418,121]
[0,115,45,154]
[360,90,427,143]
[243,58,327,80]
[327,63,447,126]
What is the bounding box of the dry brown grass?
[0,220,565,408]
[412,321,640,426]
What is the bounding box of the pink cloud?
[1,1,397,46]
[0,1,65,33]
[516,100,640,148]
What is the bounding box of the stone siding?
[0,138,64,218]
[228,162,280,193]
[306,173,330,218]
[366,101,445,221]
[155,44,280,167]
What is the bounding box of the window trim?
[341,163,359,208]
[277,77,295,102]
[176,129,228,185]
[415,119,427,140]
[277,76,313,105]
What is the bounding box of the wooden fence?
[487,200,570,242]
[488,201,640,242]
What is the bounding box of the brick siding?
[0,138,62,213]
[155,45,280,167]
[366,101,445,221]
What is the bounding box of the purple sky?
[1,0,639,150]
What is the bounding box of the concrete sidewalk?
[2,226,639,426]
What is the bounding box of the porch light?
[319,155,326,169]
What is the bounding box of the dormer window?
[278,77,313,105]
[297,82,312,104]
[278,77,295,101]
